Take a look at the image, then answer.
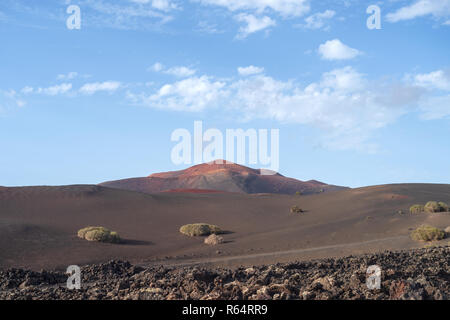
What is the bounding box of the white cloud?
[130,0,178,11]
[304,10,335,30]
[418,95,450,120]
[414,70,450,91]
[149,63,197,77]
[77,0,174,30]
[150,62,164,72]
[37,83,73,96]
[1,89,26,108]
[194,0,310,17]
[127,75,228,111]
[154,0,177,11]
[127,66,423,152]
[79,81,121,95]
[21,86,34,94]
[386,0,450,22]
[16,100,26,107]
[194,0,309,37]
[228,67,414,130]
[18,84,72,96]
[238,65,265,76]
[196,21,223,34]
[164,66,197,77]
[444,20,450,25]
[318,39,361,60]
[57,72,78,81]
[411,69,450,120]
[320,66,366,91]
[235,14,276,38]
[232,70,420,152]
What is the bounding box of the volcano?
[99,160,346,195]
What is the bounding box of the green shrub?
[110,231,120,241]
[410,201,449,214]
[424,201,441,213]
[295,191,302,196]
[410,226,445,242]
[77,226,121,243]
[290,206,304,214]
[438,202,449,212]
[409,204,425,214]
[179,223,222,237]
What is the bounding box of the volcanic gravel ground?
[1,247,448,300]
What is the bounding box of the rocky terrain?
[1,247,448,300]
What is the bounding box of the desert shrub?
[438,202,449,212]
[179,223,222,237]
[424,201,442,213]
[410,226,445,242]
[290,206,304,214]
[77,226,121,243]
[110,231,120,241]
[409,204,425,214]
[204,234,225,245]
[295,191,302,196]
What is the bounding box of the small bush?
[438,202,449,212]
[179,223,222,237]
[77,226,121,243]
[424,201,442,213]
[410,226,445,242]
[409,204,425,214]
[410,201,449,214]
[290,206,304,214]
[295,191,302,196]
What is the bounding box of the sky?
[0,0,450,188]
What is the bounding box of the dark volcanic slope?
[0,183,449,270]
[1,247,448,300]
[100,161,346,195]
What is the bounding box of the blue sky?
[1,0,450,188]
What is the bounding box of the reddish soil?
[162,189,227,194]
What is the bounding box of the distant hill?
[100,160,346,195]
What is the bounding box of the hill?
[100,160,346,195]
